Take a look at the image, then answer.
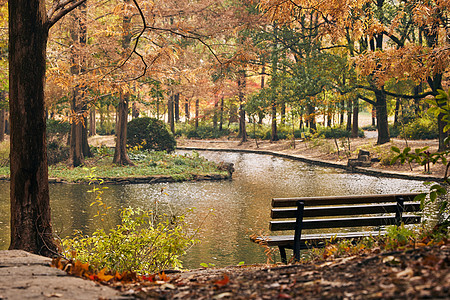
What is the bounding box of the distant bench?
[253,193,422,263]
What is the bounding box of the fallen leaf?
[214,274,230,287]
[396,267,414,278]
[213,292,233,299]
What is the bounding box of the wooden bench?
[255,193,422,263]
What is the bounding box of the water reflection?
[0,151,426,268]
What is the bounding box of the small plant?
[61,167,199,274]
[384,224,417,250]
[62,207,197,274]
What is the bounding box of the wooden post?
[395,196,405,226]
[293,201,305,262]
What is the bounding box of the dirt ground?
[116,240,450,299]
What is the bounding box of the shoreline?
[177,141,444,183]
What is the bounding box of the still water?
[0,151,426,268]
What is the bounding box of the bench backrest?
[270,193,422,232]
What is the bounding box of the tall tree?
[113,0,133,166]
[9,0,86,256]
[69,3,89,167]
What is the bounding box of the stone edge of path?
[0,250,126,300]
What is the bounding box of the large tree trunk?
[113,93,133,165]
[9,0,58,256]
[374,88,390,144]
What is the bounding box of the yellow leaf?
[97,268,114,282]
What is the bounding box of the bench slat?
[272,193,421,207]
[257,231,387,248]
[271,203,421,219]
[270,215,421,231]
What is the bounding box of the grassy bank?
[0,145,229,183]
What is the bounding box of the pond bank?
[177,138,444,183]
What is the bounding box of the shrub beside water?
[127,117,176,152]
[62,207,197,274]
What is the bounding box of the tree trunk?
[82,112,91,157]
[372,107,376,126]
[195,99,199,129]
[346,99,352,132]
[168,94,175,133]
[69,3,90,166]
[374,89,390,144]
[307,103,316,131]
[113,0,133,165]
[219,96,224,131]
[9,0,58,256]
[174,93,180,123]
[351,98,359,138]
[89,107,96,136]
[69,91,85,167]
[237,71,247,142]
[113,93,133,165]
[184,98,190,123]
[271,102,278,141]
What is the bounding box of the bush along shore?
[0,147,233,184]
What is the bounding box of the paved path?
[0,250,124,300]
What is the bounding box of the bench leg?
[279,246,287,264]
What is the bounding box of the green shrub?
[401,117,438,140]
[47,140,69,165]
[317,125,364,139]
[47,119,71,135]
[97,122,115,136]
[176,123,232,139]
[127,117,176,152]
[362,124,377,131]
[62,207,197,274]
[389,124,400,138]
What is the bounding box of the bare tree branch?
[47,0,87,28]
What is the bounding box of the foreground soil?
[118,240,450,299]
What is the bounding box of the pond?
[0,150,427,269]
